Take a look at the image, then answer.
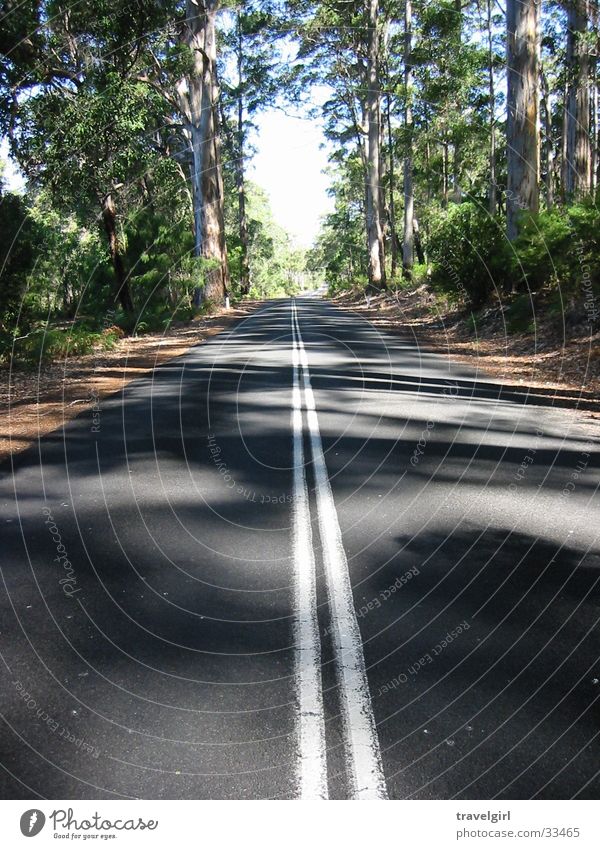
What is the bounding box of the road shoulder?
[0,303,260,465]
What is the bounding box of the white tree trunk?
[179,0,229,302]
[506,0,540,240]
[402,0,414,273]
[486,0,497,215]
[366,0,385,288]
[564,0,591,198]
[592,51,598,194]
[541,69,555,208]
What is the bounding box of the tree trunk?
[506,0,540,240]
[442,140,449,208]
[236,12,250,296]
[451,0,463,204]
[424,105,432,202]
[212,71,230,300]
[414,217,425,264]
[352,102,371,277]
[451,145,462,202]
[101,193,133,313]
[385,92,398,277]
[560,78,569,202]
[541,67,555,207]
[365,0,386,289]
[180,0,229,303]
[402,0,414,276]
[592,66,598,195]
[486,0,497,214]
[591,3,598,194]
[564,0,591,198]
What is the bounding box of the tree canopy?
[1,0,598,363]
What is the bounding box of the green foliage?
[426,203,511,308]
[504,294,536,333]
[119,304,197,337]
[122,175,197,311]
[16,75,164,211]
[0,183,115,334]
[391,263,429,292]
[513,209,574,292]
[4,0,181,315]
[8,325,121,368]
[226,182,308,298]
[514,202,600,299]
[308,156,367,291]
[27,194,113,318]
[0,188,39,328]
[4,0,596,365]
[424,200,600,319]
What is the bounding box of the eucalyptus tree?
[175,0,230,303]
[563,0,592,197]
[480,0,499,213]
[219,2,283,295]
[506,0,540,240]
[406,1,488,210]
[3,0,173,312]
[287,0,389,289]
[365,0,386,287]
[402,0,414,274]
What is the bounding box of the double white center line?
[290,299,388,801]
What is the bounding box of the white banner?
[1,800,599,848]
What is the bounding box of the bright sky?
[0,138,25,191]
[250,108,333,248]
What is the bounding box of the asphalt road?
[1,297,599,800]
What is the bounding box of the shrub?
[505,293,536,333]
[6,325,120,368]
[0,191,40,328]
[513,209,574,293]
[514,202,600,303]
[426,202,512,308]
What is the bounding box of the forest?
[0,0,598,368]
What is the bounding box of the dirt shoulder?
[332,287,600,420]
[0,303,259,464]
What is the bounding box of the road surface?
[1,297,599,800]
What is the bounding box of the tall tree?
[402,0,414,275]
[591,2,599,193]
[540,65,555,208]
[288,0,386,289]
[233,10,251,295]
[365,0,386,288]
[506,0,540,240]
[220,4,281,297]
[563,0,591,197]
[177,0,229,303]
[484,0,497,214]
[4,1,173,313]
[384,88,399,277]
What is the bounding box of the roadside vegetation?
[1,1,598,374]
[306,0,600,343]
[0,2,317,370]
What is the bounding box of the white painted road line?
[291,300,388,801]
[291,305,329,800]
